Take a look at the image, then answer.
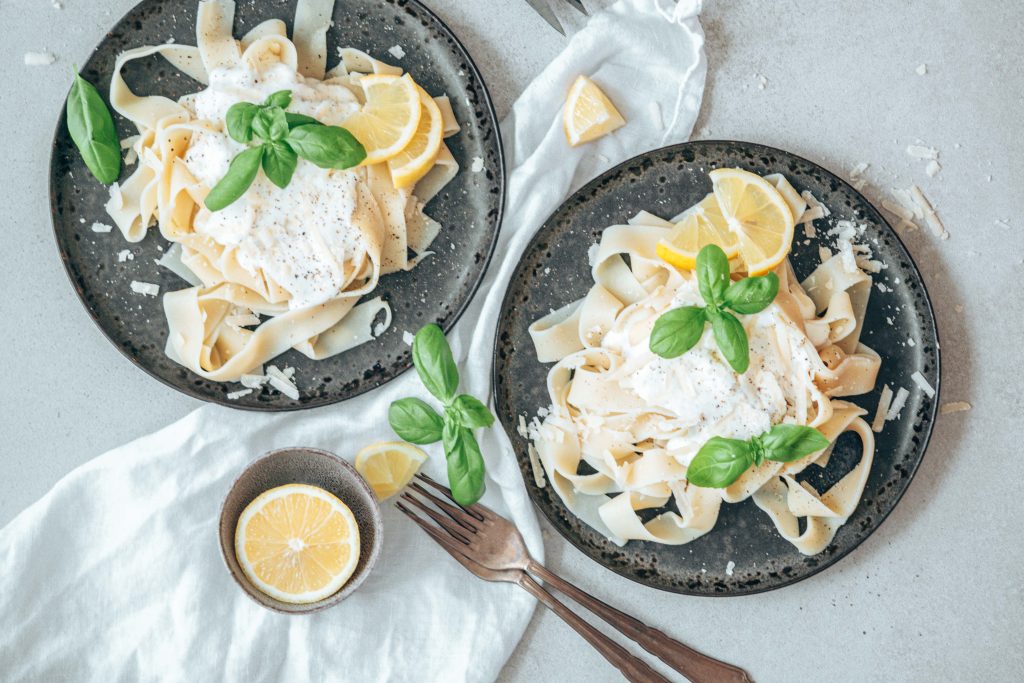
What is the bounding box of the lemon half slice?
[656,193,739,269]
[709,167,795,275]
[563,75,626,147]
[235,484,361,604]
[343,74,421,165]
[355,441,428,500]
[387,86,443,189]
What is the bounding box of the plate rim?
[48,0,506,412]
[491,139,941,596]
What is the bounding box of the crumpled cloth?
[0,1,705,680]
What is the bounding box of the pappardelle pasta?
[526,170,881,555]
[102,0,460,385]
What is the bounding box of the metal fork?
[398,474,753,683]
[525,0,588,36]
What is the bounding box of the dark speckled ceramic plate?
[493,141,939,596]
[50,0,503,410]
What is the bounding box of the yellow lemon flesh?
[234,484,360,604]
[656,193,739,269]
[709,167,795,276]
[387,87,444,189]
[355,441,428,501]
[343,74,421,165]
[563,75,626,147]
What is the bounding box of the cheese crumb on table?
[940,401,971,414]
[24,52,56,66]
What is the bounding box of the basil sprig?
[649,244,779,373]
[66,72,121,184]
[686,424,830,488]
[388,324,494,505]
[206,90,366,211]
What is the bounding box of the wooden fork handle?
[515,572,670,683]
[527,560,753,683]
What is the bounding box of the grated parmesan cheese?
[91,222,113,233]
[226,388,253,400]
[240,373,268,389]
[818,246,832,263]
[527,444,547,489]
[470,156,484,173]
[402,330,415,346]
[925,160,941,177]
[940,401,971,415]
[915,63,927,76]
[910,371,935,398]
[387,44,406,59]
[725,561,736,576]
[129,281,159,297]
[872,385,893,432]
[882,199,914,221]
[117,249,133,262]
[887,387,910,420]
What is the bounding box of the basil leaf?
[696,244,730,307]
[761,424,830,462]
[286,124,367,169]
[285,112,322,129]
[66,73,121,184]
[649,306,706,359]
[252,107,288,142]
[412,324,460,403]
[449,394,495,429]
[686,437,752,488]
[388,397,444,444]
[204,146,263,211]
[263,90,292,109]
[225,102,259,143]
[261,141,297,189]
[442,421,486,506]
[723,272,780,314]
[709,309,750,373]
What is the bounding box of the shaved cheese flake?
[130,280,159,297]
[517,415,529,439]
[818,246,833,263]
[909,185,948,239]
[402,330,415,346]
[156,243,203,286]
[117,249,133,262]
[910,371,935,398]
[24,52,56,66]
[872,385,894,432]
[896,218,919,232]
[887,387,910,420]
[387,44,406,59]
[882,199,914,221]
[940,401,971,415]
[226,388,253,400]
[850,162,869,177]
[266,365,300,400]
[906,145,938,160]
[527,444,547,489]
[925,160,941,177]
[240,373,268,389]
[916,63,927,75]
[91,222,114,233]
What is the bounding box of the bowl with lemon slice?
[219,448,384,614]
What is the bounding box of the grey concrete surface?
[2,1,1022,682]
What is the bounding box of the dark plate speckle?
[50,0,504,410]
[493,141,940,596]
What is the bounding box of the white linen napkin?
[0,1,705,681]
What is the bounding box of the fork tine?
[562,0,588,15]
[414,473,489,522]
[524,0,565,36]
[395,501,472,554]
[408,481,483,528]
[400,491,474,544]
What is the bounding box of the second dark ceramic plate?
[493,141,939,596]
[50,0,503,410]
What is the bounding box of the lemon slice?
[656,193,739,269]
[355,441,428,500]
[386,86,443,189]
[234,484,360,604]
[709,167,796,275]
[563,75,626,147]
[343,74,421,165]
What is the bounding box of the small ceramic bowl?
[218,447,383,614]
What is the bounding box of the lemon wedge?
[343,74,421,165]
[355,441,427,500]
[709,167,795,275]
[656,193,739,269]
[563,75,626,147]
[387,86,443,189]
[234,484,360,604]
